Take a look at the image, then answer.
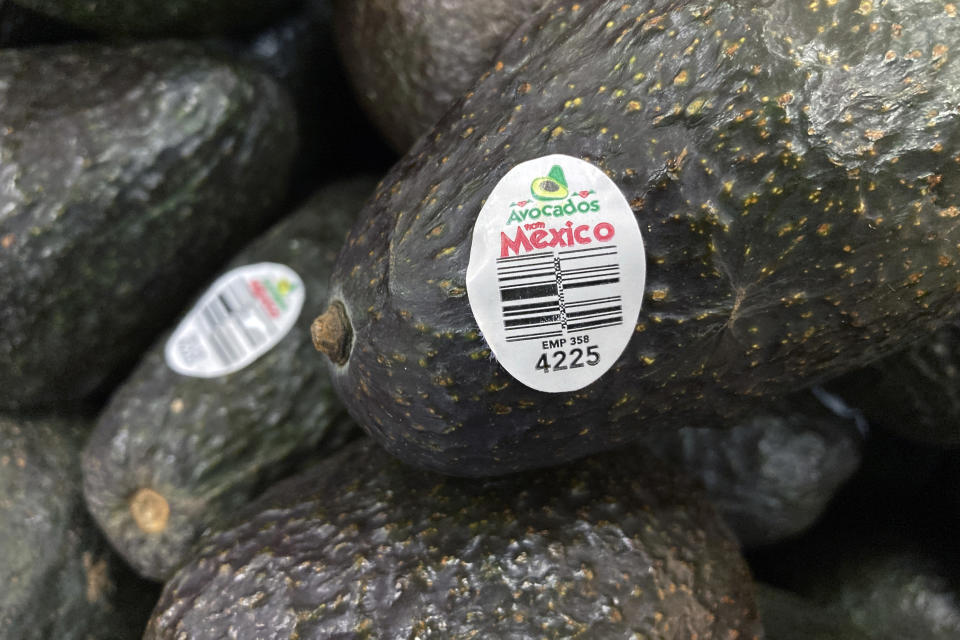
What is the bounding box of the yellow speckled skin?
[326,0,960,476]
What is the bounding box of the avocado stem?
[129,488,170,534]
[312,301,352,365]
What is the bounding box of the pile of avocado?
[3,0,960,638]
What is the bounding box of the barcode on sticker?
[188,278,278,367]
[165,263,305,378]
[497,246,623,343]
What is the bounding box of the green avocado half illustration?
[531,165,569,200]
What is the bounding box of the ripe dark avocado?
[334,0,544,151]
[8,0,296,36]
[145,438,761,639]
[0,415,150,639]
[0,41,296,411]
[83,179,373,582]
[314,0,960,476]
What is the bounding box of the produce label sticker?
[466,155,645,393]
[165,263,305,378]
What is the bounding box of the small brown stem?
[129,488,170,534]
[312,300,352,365]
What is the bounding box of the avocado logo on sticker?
[467,154,646,394]
[531,165,570,201]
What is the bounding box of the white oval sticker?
[466,155,645,393]
[164,263,305,378]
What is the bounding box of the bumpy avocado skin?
[0,41,297,411]
[8,0,296,36]
[334,0,544,151]
[83,179,373,582]
[0,416,144,639]
[145,438,760,639]
[325,0,960,476]
[830,321,960,446]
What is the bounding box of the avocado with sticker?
[313,0,960,476]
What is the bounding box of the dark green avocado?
[8,0,296,36]
[145,437,761,639]
[0,415,153,639]
[315,0,960,476]
[829,320,960,447]
[0,41,297,411]
[334,0,544,151]
[638,390,863,547]
[83,179,373,582]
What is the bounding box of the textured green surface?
[9,0,296,36]
[83,179,373,582]
[146,437,760,639]
[0,416,140,639]
[335,0,545,151]
[324,0,960,476]
[0,41,297,411]
[638,391,862,547]
[831,321,960,446]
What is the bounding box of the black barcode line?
[565,296,620,309]
[568,317,623,332]
[505,314,560,329]
[565,278,619,289]
[561,265,620,276]
[503,300,559,313]
[498,269,556,283]
[504,304,559,317]
[567,305,621,319]
[497,259,555,272]
[506,330,563,342]
[500,284,558,301]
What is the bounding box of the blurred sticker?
[165,263,304,378]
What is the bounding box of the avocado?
[314,0,960,476]
[530,164,570,200]
[829,321,960,447]
[0,415,157,639]
[8,0,296,36]
[334,0,544,151]
[145,437,761,639]
[83,179,373,582]
[638,390,863,547]
[0,41,297,411]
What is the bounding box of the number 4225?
[536,346,600,373]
